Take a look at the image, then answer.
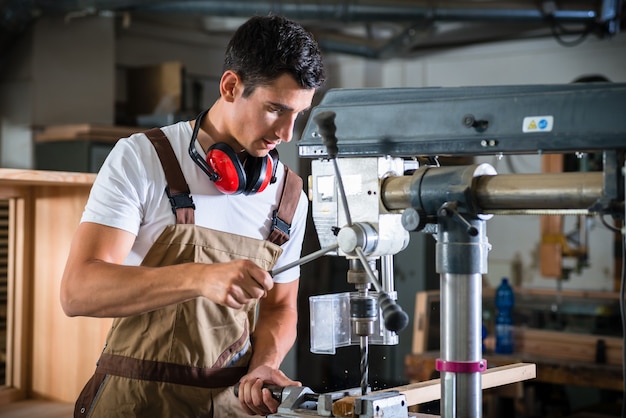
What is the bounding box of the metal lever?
[270,243,339,277]
[438,201,479,236]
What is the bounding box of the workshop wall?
[327,33,626,88]
[0,16,115,168]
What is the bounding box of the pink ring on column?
[435,358,487,373]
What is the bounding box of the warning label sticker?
[522,116,554,133]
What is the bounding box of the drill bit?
[351,294,376,397]
[360,335,368,396]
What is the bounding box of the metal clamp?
[436,358,487,373]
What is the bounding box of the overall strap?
[268,166,303,246]
[144,126,301,243]
[144,128,196,225]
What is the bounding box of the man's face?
[226,73,316,158]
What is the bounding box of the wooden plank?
[6,195,30,399]
[539,241,563,278]
[0,169,96,187]
[406,352,623,393]
[540,153,564,278]
[35,124,139,143]
[537,361,623,392]
[332,363,536,417]
[483,286,619,301]
[515,327,622,365]
[412,290,438,354]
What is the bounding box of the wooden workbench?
[0,169,112,407]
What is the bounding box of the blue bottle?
[482,322,488,354]
[494,277,515,354]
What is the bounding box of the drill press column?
[437,216,489,418]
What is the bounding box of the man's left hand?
[237,365,301,416]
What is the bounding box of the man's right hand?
[200,259,274,309]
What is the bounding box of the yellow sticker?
[522,116,553,133]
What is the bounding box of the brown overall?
[74,128,302,418]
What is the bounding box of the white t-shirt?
[81,120,308,284]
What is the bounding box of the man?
[61,14,326,417]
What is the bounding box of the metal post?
[380,254,394,292]
[436,216,490,418]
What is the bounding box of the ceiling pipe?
[0,0,623,30]
[133,0,603,25]
[0,0,621,59]
[18,0,610,26]
[128,0,617,57]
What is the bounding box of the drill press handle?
[378,292,409,333]
[313,110,339,158]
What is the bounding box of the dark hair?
[223,15,326,97]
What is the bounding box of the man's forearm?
[249,306,298,371]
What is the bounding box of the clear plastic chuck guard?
[309,291,397,354]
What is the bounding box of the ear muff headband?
[258,149,278,192]
[188,110,219,181]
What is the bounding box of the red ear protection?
[188,110,278,195]
[206,143,277,195]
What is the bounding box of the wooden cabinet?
[0,169,111,405]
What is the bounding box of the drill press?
[261,82,626,417]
